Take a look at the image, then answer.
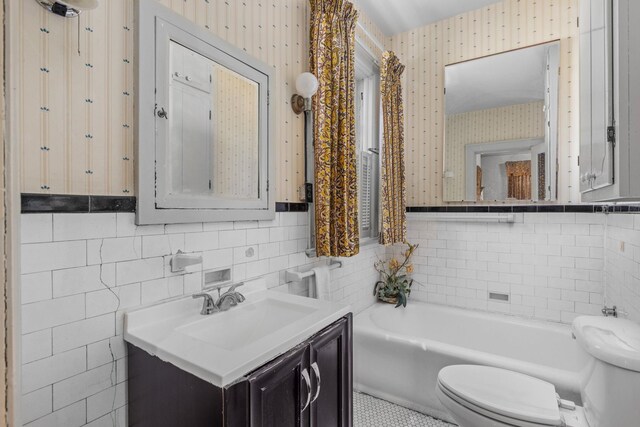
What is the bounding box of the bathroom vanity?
[125,290,352,427]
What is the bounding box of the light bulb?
[295,72,319,99]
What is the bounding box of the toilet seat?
[437,365,564,427]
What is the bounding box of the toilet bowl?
[436,365,586,427]
[435,316,640,427]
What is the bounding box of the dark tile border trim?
[22,194,309,214]
[22,194,136,213]
[275,202,309,212]
[407,204,640,214]
[90,196,137,213]
[24,196,638,215]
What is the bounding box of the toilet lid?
[438,365,562,426]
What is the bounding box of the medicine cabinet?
[580,0,640,202]
[136,0,275,224]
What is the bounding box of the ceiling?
[445,43,558,115]
[355,0,501,36]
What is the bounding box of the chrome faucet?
[216,284,246,310]
[602,305,618,317]
[192,293,218,315]
[221,284,246,304]
[192,283,245,315]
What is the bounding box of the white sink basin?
[124,287,350,387]
[176,298,317,351]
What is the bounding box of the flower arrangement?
[373,242,419,308]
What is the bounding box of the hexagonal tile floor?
[354,392,455,427]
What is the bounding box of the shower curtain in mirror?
[379,51,406,245]
[310,0,359,257]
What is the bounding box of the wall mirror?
[136,0,274,224]
[443,42,560,203]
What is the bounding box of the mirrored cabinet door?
[164,41,260,205]
[154,20,268,211]
[136,0,274,224]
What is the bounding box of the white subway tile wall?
[404,213,607,324]
[19,212,383,426]
[604,214,640,322]
[20,209,640,426]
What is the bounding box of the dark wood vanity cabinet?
[128,314,352,427]
[247,315,352,427]
[247,344,311,427]
[308,317,352,427]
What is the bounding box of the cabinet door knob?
[301,368,312,412]
[311,362,321,403]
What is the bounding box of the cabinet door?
[308,315,352,427]
[248,344,311,427]
[580,0,615,192]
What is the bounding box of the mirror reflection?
[167,41,259,201]
[443,42,560,202]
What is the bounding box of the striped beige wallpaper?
[14,0,387,202]
[392,0,579,205]
[211,66,259,199]
[444,101,545,201]
[17,0,577,205]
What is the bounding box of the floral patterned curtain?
[506,160,532,200]
[476,166,483,200]
[379,51,406,245]
[310,0,359,257]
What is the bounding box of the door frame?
[5,0,22,424]
[464,138,544,201]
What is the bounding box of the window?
[305,42,381,254]
[355,42,381,242]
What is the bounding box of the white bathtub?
[354,302,590,423]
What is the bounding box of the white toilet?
[436,316,640,427]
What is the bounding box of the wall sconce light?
[35,0,99,18]
[292,72,319,204]
[291,72,319,115]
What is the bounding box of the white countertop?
[124,289,351,387]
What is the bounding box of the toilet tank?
[572,316,640,427]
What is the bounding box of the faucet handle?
[193,293,216,315]
[227,282,245,293]
[216,294,236,311]
[192,292,213,301]
[226,283,245,304]
[218,283,244,299]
